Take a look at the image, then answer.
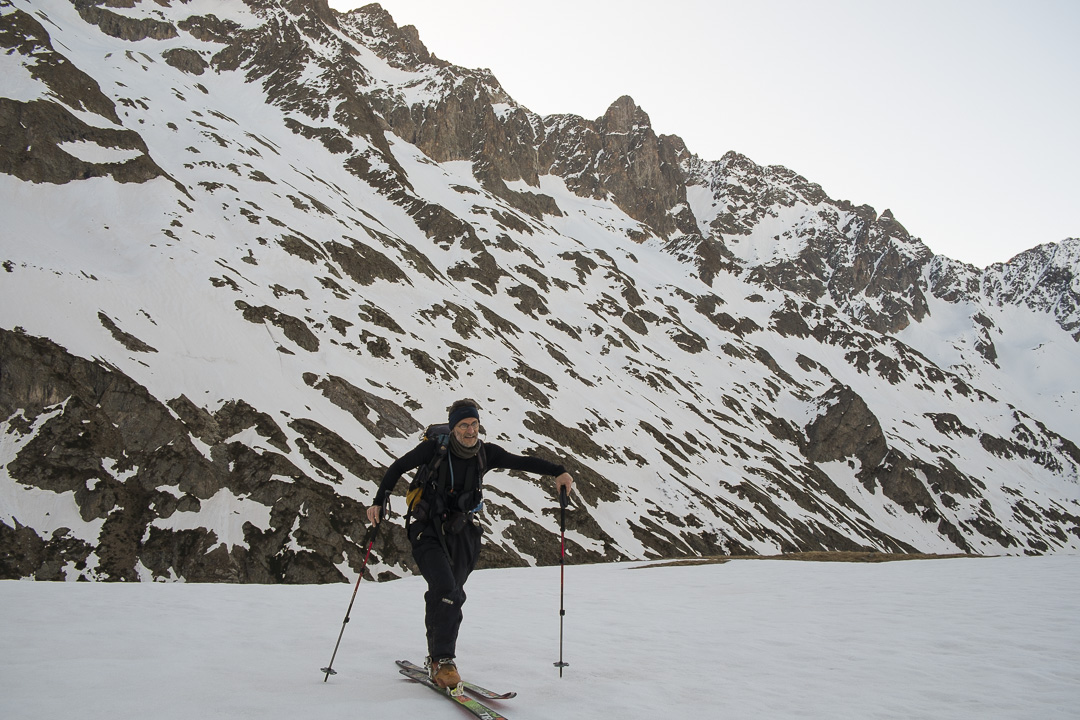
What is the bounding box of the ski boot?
[426,656,463,696]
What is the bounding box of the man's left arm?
[485,443,574,497]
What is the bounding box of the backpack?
[405,424,450,519]
[404,423,487,523]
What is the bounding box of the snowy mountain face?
[1,0,1078,583]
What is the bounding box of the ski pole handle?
[559,485,568,509]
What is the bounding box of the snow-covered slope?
[1,0,1077,582]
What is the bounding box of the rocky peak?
[985,238,1080,337]
[926,237,1080,344]
[824,205,934,335]
[694,147,934,334]
[343,3,444,70]
[294,0,338,28]
[537,96,694,239]
[599,94,652,134]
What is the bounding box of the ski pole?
[321,512,382,681]
[554,485,569,677]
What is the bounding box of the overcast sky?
[328,0,1079,267]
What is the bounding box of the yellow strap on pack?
[406,486,423,510]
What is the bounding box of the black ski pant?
[409,516,482,660]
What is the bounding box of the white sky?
[328,0,1078,268]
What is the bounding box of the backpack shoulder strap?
[430,433,450,490]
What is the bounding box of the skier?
[366,399,574,691]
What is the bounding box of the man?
[366,399,574,692]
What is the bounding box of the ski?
[396,659,517,700]
[398,664,510,720]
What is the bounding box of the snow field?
[2,556,1078,719]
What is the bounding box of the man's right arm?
[367,440,434,523]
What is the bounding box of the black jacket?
[373,439,566,510]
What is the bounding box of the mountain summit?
[1,0,1077,582]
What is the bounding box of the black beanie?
[448,404,480,428]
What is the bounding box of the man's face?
[453,418,480,447]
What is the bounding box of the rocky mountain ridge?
[1,0,1077,583]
